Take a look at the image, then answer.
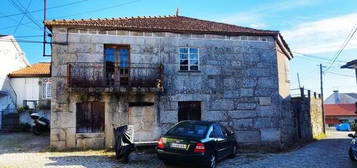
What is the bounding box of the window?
[210,124,224,138]
[167,122,209,138]
[178,101,201,121]
[76,102,105,133]
[179,47,199,71]
[42,82,52,99]
[104,45,130,85]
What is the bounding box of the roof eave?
[8,74,51,78]
[341,59,357,69]
[276,33,293,60]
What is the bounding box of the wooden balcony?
[67,62,163,92]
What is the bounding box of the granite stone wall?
[291,90,324,142]
[50,27,293,150]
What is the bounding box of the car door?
[210,124,227,160]
[219,124,234,157]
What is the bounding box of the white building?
[0,35,30,128]
[8,62,51,125]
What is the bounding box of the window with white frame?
[179,47,199,71]
[42,82,52,99]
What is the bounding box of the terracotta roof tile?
[8,62,51,78]
[324,104,356,116]
[44,15,279,36]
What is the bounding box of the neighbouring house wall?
[276,44,294,147]
[10,78,40,107]
[51,27,292,150]
[9,77,51,108]
[0,36,29,110]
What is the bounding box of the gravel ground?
[1,131,357,168]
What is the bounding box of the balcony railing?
[67,62,163,89]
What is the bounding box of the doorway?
[104,45,130,86]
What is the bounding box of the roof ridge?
[47,15,179,23]
[177,15,279,33]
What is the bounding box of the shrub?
[17,106,29,113]
[351,123,357,131]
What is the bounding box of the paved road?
[219,130,357,168]
[0,131,357,168]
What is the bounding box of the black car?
[157,120,237,168]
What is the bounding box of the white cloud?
[250,23,267,29]
[217,0,318,27]
[219,13,264,27]
[282,13,357,54]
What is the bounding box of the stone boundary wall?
[291,89,324,142]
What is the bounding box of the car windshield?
[167,122,209,138]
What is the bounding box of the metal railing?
[23,99,51,110]
[67,62,163,88]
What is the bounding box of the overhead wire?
[292,51,347,63]
[0,0,89,19]
[324,20,357,72]
[13,0,32,34]
[325,71,356,78]
[8,0,42,30]
[51,0,141,19]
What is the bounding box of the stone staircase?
[0,108,19,132]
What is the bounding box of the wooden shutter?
[76,102,104,133]
[91,102,105,133]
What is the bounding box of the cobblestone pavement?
[218,130,357,168]
[1,131,357,168]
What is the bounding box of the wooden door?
[76,102,105,133]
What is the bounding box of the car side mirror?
[348,134,355,138]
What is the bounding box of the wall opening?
[76,102,105,133]
[178,101,201,121]
[128,102,154,107]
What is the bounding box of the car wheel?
[229,144,237,158]
[349,147,357,161]
[205,153,216,168]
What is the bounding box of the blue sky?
[1,0,356,97]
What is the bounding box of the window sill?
[178,70,201,73]
[76,132,105,139]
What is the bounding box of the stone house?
[45,15,294,150]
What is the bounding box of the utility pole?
[320,64,326,134]
[297,72,302,88]
[42,0,46,57]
